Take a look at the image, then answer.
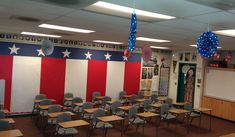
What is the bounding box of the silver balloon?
[41,39,54,55]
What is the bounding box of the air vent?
[10,15,41,23]
[187,0,235,10]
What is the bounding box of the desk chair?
[130,95,138,107]
[81,102,93,120]
[92,91,101,106]
[101,96,112,110]
[150,94,158,104]
[38,99,53,128]
[55,113,78,137]
[0,120,10,131]
[64,93,74,107]
[70,97,83,113]
[126,106,145,132]
[93,109,112,137]
[138,91,145,99]
[183,103,201,125]
[32,94,47,115]
[111,101,125,117]
[143,99,155,113]
[160,103,176,126]
[0,111,5,119]
[119,91,127,104]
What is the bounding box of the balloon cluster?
[197,31,219,58]
[42,39,54,56]
[128,12,137,52]
[142,45,152,62]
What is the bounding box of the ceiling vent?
[187,0,235,10]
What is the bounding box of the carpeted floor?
[13,114,235,137]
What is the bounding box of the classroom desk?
[38,105,62,110]
[194,107,213,130]
[48,111,75,118]
[106,100,115,105]
[137,112,160,137]
[95,96,105,100]
[1,118,15,124]
[169,109,190,133]
[34,99,56,103]
[64,98,73,101]
[118,106,132,112]
[220,133,235,137]
[58,120,89,128]
[157,96,167,103]
[74,103,84,107]
[173,102,186,108]
[135,99,146,103]
[84,108,107,114]
[144,94,151,98]
[151,103,162,109]
[123,95,133,98]
[0,129,23,137]
[97,115,124,137]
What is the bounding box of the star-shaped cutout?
[62,49,71,58]
[85,51,92,60]
[37,49,45,56]
[122,56,128,61]
[9,44,20,54]
[104,52,112,60]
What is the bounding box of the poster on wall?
[158,67,170,96]
[191,53,197,62]
[179,52,184,61]
[185,52,190,61]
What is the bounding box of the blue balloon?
[128,33,136,52]
[130,13,137,33]
[196,31,219,58]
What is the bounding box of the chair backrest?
[72,97,83,104]
[111,101,122,113]
[143,99,151,111]
[165,98,173,107]
[130,95,138,104]
[93,108,106,123]
[92,91,101,102]
[48,105,61,113]
[57,113,71,123]
[0,120,10,131]
[138,91,144,99]
[119,91,126,100]
[81,102,93,111]
[102,96,111,105]
[128,106,138,120]
[35,94,46,100]
[0,111,5,119]
[40,99,53,106]
[160,103,170,115]
[64,93,73,98]
[150,94,158,103]
[184,103,193,111]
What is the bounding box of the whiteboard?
[204,68,235,102]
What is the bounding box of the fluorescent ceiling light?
[39,24,95,33]
[85,1,176,22]
[189,45,222,49]
[21,32,61,38]
[214,29,235,37]
[137,37,171,43]
[150,46,170,49]
[93,40,123,44]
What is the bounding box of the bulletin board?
[158,67,170,96]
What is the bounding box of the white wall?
[168,50,204,108]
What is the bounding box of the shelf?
[207,67,235,72]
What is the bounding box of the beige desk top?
[194,107,212,112]
[220,133,235,137]
[38,104,62,110]
[173,102,187,106]
[84,108,107,113]
[95,96,105,100]
[106,100,115,104]
[137,112,159,118]
[158,96,167,101]
[169,109,190,114]
[1,118,15,124]
[74,103,84,106]
[135,99,146,102]
[58,120,89,128]
[48,111,75,118]
[34,99,56,103]
[118,106,132,111]
[151,103,162,108]
[0,129,23,137]
[64,98,73,101]
[97,115,124,122]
